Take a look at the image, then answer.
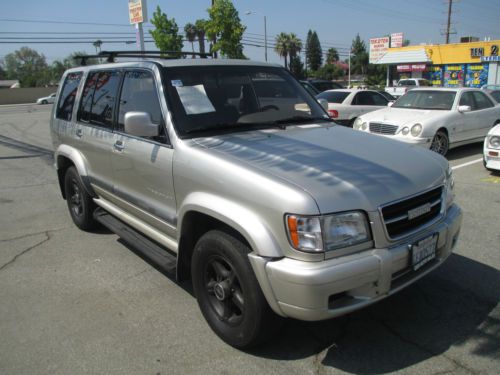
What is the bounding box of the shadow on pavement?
[248,253,500,374]
[447,143,483,162]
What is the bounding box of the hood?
[362,107,450,127]
[193,125,447,214]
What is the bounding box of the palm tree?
[184,23,197,53]
[275,32,290,68]
[326,48,339,64]
[287,33,302,61]
[93,39,102,54]
[195,19,207,57]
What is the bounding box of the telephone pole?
[445,0,453,44]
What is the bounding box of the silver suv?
[50,52,462,348]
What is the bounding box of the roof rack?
[73,50,213,66]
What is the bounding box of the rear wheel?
[64,166,97,231]
[192,230,281,348]
[41,100,48,105]
[430,130,449,156]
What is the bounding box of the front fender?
[55,144,96,197]
[178,192,283,258]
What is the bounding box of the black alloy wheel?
[430,130,449,156]
[64,166,97,231]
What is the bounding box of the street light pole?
[348,52,351,88]
[246,10,267,62]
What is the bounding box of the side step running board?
[93,208,177,275]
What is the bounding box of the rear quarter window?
[56,72,83,121]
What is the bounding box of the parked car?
[377,90,396,102]
[316,89,389,126]
[483,123,500,172]
[50,53,462,348]
[385,78,433,98]
[307,79,343,92]
[36,93,56,105]
[300,80,320,96]
[353,88,500,156]
[481,84,500,103]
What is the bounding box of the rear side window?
[316,91,350,103]
[78,70,121,128]
[56,72,82,121]
[472,91,494,110]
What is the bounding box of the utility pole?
[445,0,453,44]
[211,0,217,57]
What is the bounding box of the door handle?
[76,128,83,138]
[113,140,125,151]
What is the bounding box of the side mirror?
[387,101,394,107]
[458,105,471,113]
[317,98,329,111]
[124,112,159,137]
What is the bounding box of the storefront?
[375,39,500,88]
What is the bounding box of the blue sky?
[1,0,499,65]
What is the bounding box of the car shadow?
[447,143,483,161]
[247,253,499,373]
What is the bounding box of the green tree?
[4,47,49,87]
[195,19,208,56]
[274,32,290,68]
[365,64,387,87]
[184,22,197,53]
[206,0,246,59]
[326,47,339,64]
[50,59,72,83]
[287,33,302,61]
[289,56,305,79]
[403,39,411,47]
[306,30,322,71]
[149,6,183,57]
[314,64,344,81]
[350,34,369,75]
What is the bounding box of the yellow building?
[375,39,500,88]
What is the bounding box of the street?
[0,104,499,375]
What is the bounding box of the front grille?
[369,122,398,135]
[381,186,443,239]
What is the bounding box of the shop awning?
[374,49,431,64]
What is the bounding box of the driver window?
[459,92,476,111]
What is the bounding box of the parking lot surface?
[1,104,499,374]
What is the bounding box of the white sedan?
[484,124,500,172]
[316,89,389,126]
[36,93,56,105]
[353,88,500,155]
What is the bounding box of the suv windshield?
[392,90,456,110]
[163,66,329,137]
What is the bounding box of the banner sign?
[369,37,390,64]
[444,65,464,87]
[425,66,443,86]
[129,0,147,24]
[397,64,426,72]
[465,64,489,88]
[391,33,404,48]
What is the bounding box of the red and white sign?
[129,0,147,24]
[391,33,404,48]
[369,37,390,64]
[397,64,427,72]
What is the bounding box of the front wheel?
[191,230,281,348]
[430,130,449,156]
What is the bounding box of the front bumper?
[249,204,462,321]
[484,148,500,171]
[367,132,432,148]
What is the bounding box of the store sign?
[391,33,404,48]
[397,64,426,72]
[466,64,489,88]
[482,56,500,62]
[129,0,147,24]
[470,47,484,58]
[444,65,465,87]
[425,66,443,86]
[369,37,390,64]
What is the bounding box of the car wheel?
[430,130,449,156]
[41,100,48,105]
[192,230,281,348]
[64,166,97,231]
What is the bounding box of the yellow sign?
[129,0,147,24]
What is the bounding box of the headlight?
[401,127,410,136]
[353,118,363,130]
[361,122,368,131]
[411,123,422,137]
[489,136,500,149]
[286,211,371,253]
[445,166,455,208]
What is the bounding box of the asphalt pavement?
[0,104,499,375]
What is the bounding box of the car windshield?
[316,91,350,103]
[163,66,329,137]
[392,90,456,110]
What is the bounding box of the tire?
[64,166,97,231]
[41,100,48,105]
[192,230,281,348]
[430,130,449,156]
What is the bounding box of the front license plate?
[411,234,438,271]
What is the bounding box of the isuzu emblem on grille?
[407,203,432,220]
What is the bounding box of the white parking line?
[451,158,483,170]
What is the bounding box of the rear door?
[110,68,177,239]
[471,91,497,137]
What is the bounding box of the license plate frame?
[411,234,438,271]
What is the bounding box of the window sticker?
[171,79,183,87]
[176,84,216,114]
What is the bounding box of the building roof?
[374,49,431,64]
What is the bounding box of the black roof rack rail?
[74,50,213,66]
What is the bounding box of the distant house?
[0,80,20,89]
